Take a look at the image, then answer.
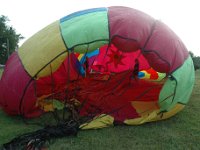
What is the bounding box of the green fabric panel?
[60,11,109,53]
[159,56,195,111]
[159,77,176,112]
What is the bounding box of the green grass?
[0,68,3,77]
[0,69,200,150]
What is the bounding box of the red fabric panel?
[35,52,161,122]
[0,52,41,117]
[68,71,163,122]
[92,44,150,73]
[36,53,81,99]
[108,6,155,50]
[143,21,188,73]
[108,6,189,73]
[111,36,140,52]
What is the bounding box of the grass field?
[0,69,200,150]
[0,69,3,77]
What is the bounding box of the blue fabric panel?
[60,7,107,23]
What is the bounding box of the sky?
[0,0,200,56]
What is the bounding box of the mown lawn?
[0,69,3,76]
[0,69,200,150]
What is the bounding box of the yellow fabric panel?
[78,54,84,61]
[131,101,159,117]
[124,103,185,125]
[18,20,67,78]
[36,96,54,112]
[38,100,54,112]
[124,110,160,125]
[157,72,166,81]
[80,114,114,129]
[151,103,185,121]
[36,53,67,79]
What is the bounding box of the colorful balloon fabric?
[0,6,195,129]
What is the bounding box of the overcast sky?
[0,0,199,56]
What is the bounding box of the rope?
[2,120,79,150]
[2,104,80,150]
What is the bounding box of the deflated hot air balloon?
[0,6,195,130]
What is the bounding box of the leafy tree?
[0,15,24,64]
[189,51,200,70]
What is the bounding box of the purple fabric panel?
[108,6,155,47]
[0,52,41,117]
[143,21,188,73]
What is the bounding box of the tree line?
[0,15,200,71]
[0,15,23,65]
[189,51,200,70]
